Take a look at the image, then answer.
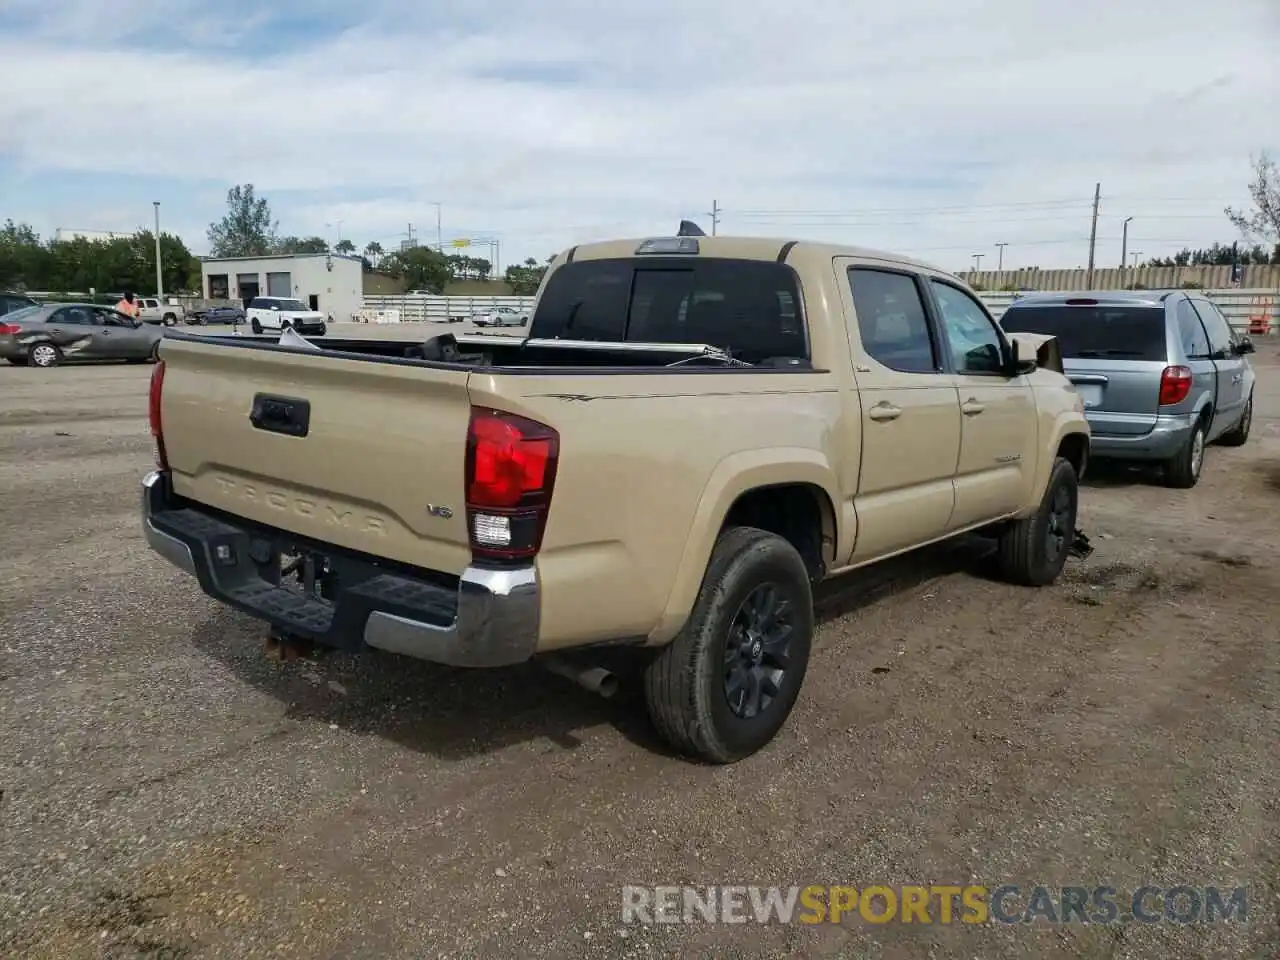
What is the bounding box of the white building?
[200,253,364,322]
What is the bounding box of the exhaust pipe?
[541,657,620,698]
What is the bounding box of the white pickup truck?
[137,297,184,326]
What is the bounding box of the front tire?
[996,456,1078,586]
[1217,394,1252,447]
[29,342,63,368]
[643,526,814,764]
[1162,417,1207,488]
[250,318,262,334]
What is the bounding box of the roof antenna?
[677,220,707,237]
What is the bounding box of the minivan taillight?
[1159,365,1192,406]
[149,359,168,470]
[465,407,559,562]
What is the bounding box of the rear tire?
[1217,394,1252,447]
[643,526,814,764]
[996,456,1078,586]
[29,342,62,368]
[1162,417,1207,488]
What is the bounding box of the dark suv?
[0,292,38,316]
[999,291,1255,488]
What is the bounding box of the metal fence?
[363,289,1277,334]
[361,294,535,323]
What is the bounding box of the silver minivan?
[999,291,1255,488]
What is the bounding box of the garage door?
[267,272,292,297]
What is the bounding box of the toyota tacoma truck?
[141,225,1090,764]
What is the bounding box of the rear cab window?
[529,258,808,364]
[999,303,1168,361]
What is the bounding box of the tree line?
[0,220,201,295]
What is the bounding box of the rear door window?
[846,268,938,374]
[999,304,1167,361]
[1190,300,1233,358]
[530,258,807,363]
[1176,300,1210,359]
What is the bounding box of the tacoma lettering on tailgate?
[212,475,387,535]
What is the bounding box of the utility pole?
[433,203,443,251]
[406,222,414,249]
[707,199,721,236]
[152,202,164,300]
[1085,181,1101,289]
[994,242,1008,271]
[1120,216,1133,272]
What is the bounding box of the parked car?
[1,292,39,316]
[472,305,529,327]
[140,226,1090,763]
[246,296,327,336]
[187,305,246,326]
[0,303,164,367]
[135,297,184,326]
[999,291,1254,488]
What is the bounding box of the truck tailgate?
[159,338,474,575]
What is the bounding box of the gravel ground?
[2,335,1279,959]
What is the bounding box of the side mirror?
[1236,336,1255,355]
[1005,338,1037,377]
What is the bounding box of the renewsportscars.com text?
[621,884,1249,926]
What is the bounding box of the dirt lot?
[2,333,1279,959]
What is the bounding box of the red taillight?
[465,407,559,562]
[1159,365,1192,406]
[149,359,169,470]
[0,322,20,335]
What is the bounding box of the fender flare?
[646,447,841,645]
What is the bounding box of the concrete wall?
[965,263,1280,293]
[201,254,364,321]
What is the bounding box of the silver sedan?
[0,303,165,367]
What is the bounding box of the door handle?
[868,402,902,422]
[1231,374,1243,384]
[961,398,985,416]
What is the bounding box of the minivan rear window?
[529,258,807,363]
[999,305,1167,361]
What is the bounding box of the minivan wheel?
[29,342,62,368]
[995,456,1078,586]
[1163,418,1207,488]
[1217,394,1252,447]
[643,526,813,764]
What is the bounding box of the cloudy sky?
[1,0,1276,272]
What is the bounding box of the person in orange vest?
[115,291,141,319]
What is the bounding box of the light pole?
[971,253,984,274]
[1120,217,1133,272]
[1130,251,1143,268]
[152,202,164,299]
[994,242,1008,271]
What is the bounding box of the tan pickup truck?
[141,227,1090,763]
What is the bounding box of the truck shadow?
[189,536,1004,764]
